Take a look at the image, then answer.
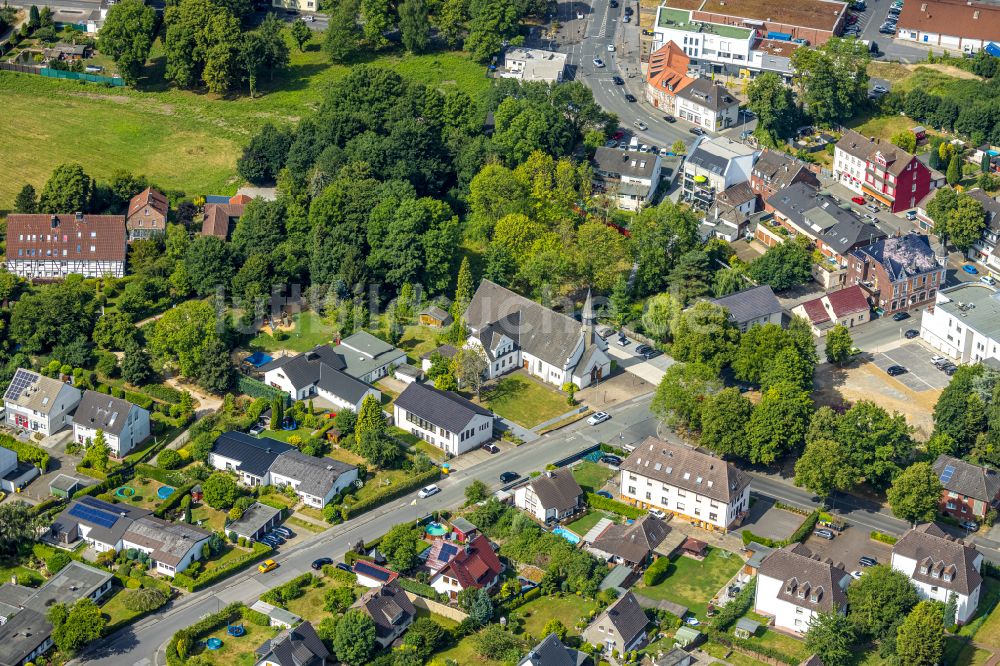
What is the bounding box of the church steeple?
[581,289,596,345]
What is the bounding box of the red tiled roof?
[646,41,694,97]
[127,187,168,219]
[438,534,503,589]
[6,214,127,262]
[799,298,831,325]
[898,0,1000,43]
[201,203,245,239]
[229,194,252,205]
[825,285,869,318]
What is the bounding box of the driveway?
[802,525,892,574]
[871,341,951,392]
[18,430,98,504]
[735,496,807,542]
[605,336,674,385]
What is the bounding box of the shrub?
[244,608,270,626]
[46,552,71,574]
[396,577,440,599]
[586,492,644,520]
[870,531,898,545]
[341,467,441,520]
[643,557,672,586]
[124,391,154,410]
[158,449,183,470]
[144,384,184,404]
[121,587,167,613]
[172,543,273,592]
[0,434,51,471]
[712,577,756,631]
[126,577,142,589]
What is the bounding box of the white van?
[629,136,639,150]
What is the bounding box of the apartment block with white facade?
[755,543,851,634]
[72,390,150,458]
[920,283,1000,364]
[3,368,81,436]
[393,381,494,456]
[618,437,751,531]
[682,136,758,210]
[591,147,663,211]
[891,523,984,624]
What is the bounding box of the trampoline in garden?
[227,624,245,637]
[205,638,223,650]
[244,352,273,368]
[281,418,297,431]
[115,486,135,498]
[425,522,450,537]
[157,486,175,500]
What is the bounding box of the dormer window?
[920,563,930,575]
[931,567,941,579]
[943,570,953,582]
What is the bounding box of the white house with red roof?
[428,534,505,600]
[792,285,871,336]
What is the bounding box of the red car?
[851,196,866,205]
[612,130,625,140]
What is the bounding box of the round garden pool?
[206,638,223,650]
[157,486,175,500]
[425,522,450,537]
[115,486,135,498]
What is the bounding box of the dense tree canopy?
[98,0,157,86]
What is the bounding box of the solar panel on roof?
[5,369,37,401]
[940,465,956,484]
[354,561,393,582]
[439,543,458,561]
[68,503,119,529]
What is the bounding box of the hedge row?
[260,572,315,606]
[237,376,290,405]
[0,434,51,471]
[742,511,820,549]
[73,466,135,499]
[135,463,190,488]
[870,531,898,545]
[712,576,756,631]
[171,542,273,592]
[124,391,155,410]
[497,584,543,617]
[143,384,184,405]
[396,577,440,600]
[340,467,442,520]
[153,482,195,518]
[586,492,645,520]
[166,602,246,666]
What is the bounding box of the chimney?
[75,211,84,222]
[50,215,59,229]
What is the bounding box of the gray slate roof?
[0,609,50,666]
[966,189,1000,233]
[932,455,1000,504]
[3,368,76,416]
[353,581,416,643]
[518,633,591,666]
[48,496,151,547]
[268,449,356,498]
[394,381,493,435]
[590,515,670,564]
[752,150,814,191]
[593,147,660,180]
[317,363,372,405]
[676,78,737,111]
[851,234,941,281]
[593,591,649,647]
[420,344,459,361]
[334,331,406,379]
[893,523,983,595]
[709,285,782,325]
[211,432,294,477]
[123,516,211,566]
[72,390,144,436]
[529,470,584,512]
[758,543,850,612]
[227,501,281,537]
[620,437,750,504]
[254,621,329,666]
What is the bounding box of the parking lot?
[870,341,952,392]
[802,524,893,575]
[735,496,806,542]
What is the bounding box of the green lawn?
[0,560,45,587]
[411,440,447,462]
[191,621,280,666]
[414,606,460,630]
[571,461,614,493]
[942,637,993,666]
[248,311,338,354]
[479,374,570,428]
[397,324,442,362]
[511,594,597,640]
[702,641,773,666]
[961,576,1000,645]
[282,578,359,623]
[286,516,323,533]
[635,547,743,619]
[260,426,315,443]
[565,511,616,537]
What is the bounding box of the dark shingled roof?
[590,515,671,564]
[72,389,144,436]
[591,591,649,648]
[353,581,416,643]
[436,534,504,590]
[268,449,356,498]
[932,455,1000,504]
[518,633,591,666]
[758,543,850,612]
[620,437,751,503]
[851,234,940,282]
[211,432,294,477]
[709,285,782,326]
[893,523,983,596]
[527,470,584,513]
[394,381,493,435]
[253,621,329,666]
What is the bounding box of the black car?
[625,93,637,103]
[887,365,907,376]
[689,127,705,135]
[904,329,919,339]
[600,455,623,466]
[635,344,653,355]
[500,471,520,484]
[858,556,878,567]
[892,311,910,321]
[311,557,333,570]
[623,6,633,14]
[612,75,624,85]
[642,349,661,360]
[663,114,676,123]
[335,562,352,572]
[610,0,618,5]
[944,365,958,376]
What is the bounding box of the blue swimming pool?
[552,527,581,545]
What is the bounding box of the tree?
[121,337,154,385]
[380,523,422,572]
[933,364,983,452]
[651,362,722,431]
[324,0,361,62]
[401,618,448,661]
[667,250,712,305]
[290,18,311,51]
[825,325,854,365]
[323,586,356,614]
[943,591,958,628]
[795,438,858,500]
[202,472,240,509]
[453,346,488,396]
[896,601,945,666]
[83,431,111,473]
[947,153,962,186]
[149,300,226,379]
[399,0,430,53]
[465,479,489,505]
[745,381,813,464]
[925,186,958,234]
[49,598,105,656]
[791,38,869,125]
[435,0,467,48]
[746,72,799,144]
[699,388,753,457]
[669,301,740,372]
[360,0,392,48]
[355,394,387,439]
[0,502,42,556]
[748,237,813,291]
[195,336,235,393]
[732,324,795,385]
[184,235,234,295]
[471,624,524,662]
[9,277,98,354]
[946,194,987,251]
[163,0,241,92]
[891,130,917,153]
[158,449,183,470]
[887,462,942,523]
[333,609,377,666]
[837,401,914,491]
[641,292,683,343]
[542,619,567,641]
[847,565,920,639]
[98,0,156,86]
[40,163,93,213]
[93,312,137,351]
[459,587,493,626]
[805,611,856,666]
[465,0,520,62]
[13,184,37,214]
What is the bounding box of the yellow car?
[258,559,278,573]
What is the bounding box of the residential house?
[896,0,1000,53]
[791,285,871,336]
[71,390,151,458]
[3,368,81,436]
[0,561,113,666]
[656,648,695,666]
[644,41,694,111]
[208,432,295,487]
[253,621,329,666]
[682,136,758,210]
[332,331,407,383]
[354,561,400,588]
[891,523,984,624]
[749,150,819,211]
[847,234,945,315]
[45,496,151,553]
[201,195,248,240]
[0,446,39,494]
[675,78,740,132]
[591,147,663,211]
[419,305,453,328]
[514,470,585,523]
[582,591,650,655]
[126,187,168,241]
[518,633,591,666]
[429,534,505,600]
[121,516,212,577]
[966,189,1000,276]
[708,285,783,332]
[392,381,495,456]
[619,437,751,531]
[703,182,758,241]
[261,342,383,411]
[420,344,459,374]
[271,0,318,12]
[754,543,850,634]
[227,502,282,543]
[352,581,416,648]
[933,454,1000,521]
[920,283,1000,363]
[464,282,611,389]
[587,515,673,568]
[833,129,937,213]
[5,213,127,279]
[498,47,567,83]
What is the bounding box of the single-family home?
[5,213,127,279]
[582,590,650,655]
[420,344,459,374]
[518,633,592,666]
[44,496,151,553]
[833,129,937,213]
[847,234,945,315]
[393,381,495,456]
[429,534,505,600]
[261,343,382,411]
[708,285,783,332]
[587,515,673,568]
[253,621,329,666]
[120,516,212,577]
[513,470,584,523]
[682,136,758,210]
[71,390,151,458]
[619,437,751,532]
[464,282,611,389]
[891,523,983,624]
[792,285,871,336]
[352,581,416,648]
[354,561,400,588]
[933,455,1000,521]
[208,432,295,487]
[3,369,82,436]
[126,187,168,241]
[749,150,819,210]
[201,196,247,240]
[0,446,40,493]
[591,147,663,211]
[755,543,851,634]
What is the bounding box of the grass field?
[566,510,616,536]
[571,461,614,493]
[0,32,490,209]
[192,621,280,666]
[249,311,338,353]
[636,547,743,619]
[397,324,442,362]
[965,577,1000,647]
[479,374,570,428]
[511,594,597,639]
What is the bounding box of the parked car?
[623,14,630,22]
[689,127,705,136]
[593,58,605,68]
[311,557,333,570]
[635,344,653,355]
[858,556,878,567]
[981,275,996,285]
[249,424,265,436]
[963,264,979,275]
[418,484,441,498]
[961,520,980,531]
[887,365,907,376]
[904,329,919,339]
[649,509,667,519]
[601,455,623,465]
[879,25,896,33]
[727,585,741,598]
[335,562,352,572]
[612,130,625,140]
[615,334,630,347]
[892,311,910,321]
[596,490,614,499]
[850,570,864,580]
[624,6,633,14]
[483,443,500,454]
[625,93,637,102]
[944,365,958,376]
[500,471,520,484]
[613,75,624,85]
[588,411,611,425]
[814,529,836,540]
[607,44,616,51]
[258,559,279,573]
[872,84,889,94]
[866,204,879,213]
[272,527,292,538]
[851,196,866,205]
[610,0,618,6]
[663,114,676,123]
[931,355,947,365]
[266,534,285,545]
[642,349,661,360]
[906,210,917,220]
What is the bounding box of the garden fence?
[0,63,124,86]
